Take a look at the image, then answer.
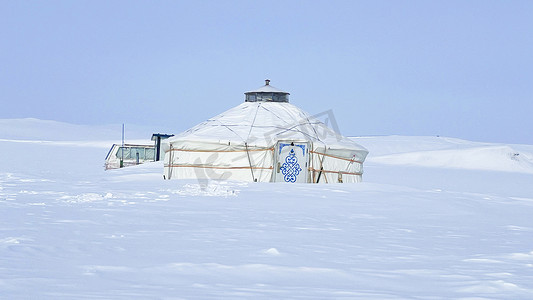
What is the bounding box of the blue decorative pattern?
[279,143,306,156]
[278,143,290,154]
[280,149,302,183]
[296,144,306,155]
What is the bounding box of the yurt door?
[274,141,309,183]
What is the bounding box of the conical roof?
[245,79,290,94]
[168,101,368,155]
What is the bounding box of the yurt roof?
[244,80,290,95]
[168,101,367,152]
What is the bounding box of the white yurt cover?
[163,101,368,183]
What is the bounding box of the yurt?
[163,80,368,183]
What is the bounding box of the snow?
[1,120,533,299]
[362,135,533,174]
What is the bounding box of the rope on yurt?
[261,106,315,139]
[316,150,327,183]
[309,151,363,164]
[301,114,321,142]
[258,102,319,141]
[245,142,256,182]
[273,105,322,141]
[345,154,357,173]
[316,166,323,183]
[309,169,362,176]
[311,151,315,183]
[168,144,174,179]
[243,104,261,182]
[217,121,245,141]
[170,148,273,153]
[246,103,261,141]
[166,164,273,170]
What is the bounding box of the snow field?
[1,120,533,299]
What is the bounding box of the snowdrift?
[356,135,533,174]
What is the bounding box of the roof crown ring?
[244,79,290,103]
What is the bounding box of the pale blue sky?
[1,1,532,144]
